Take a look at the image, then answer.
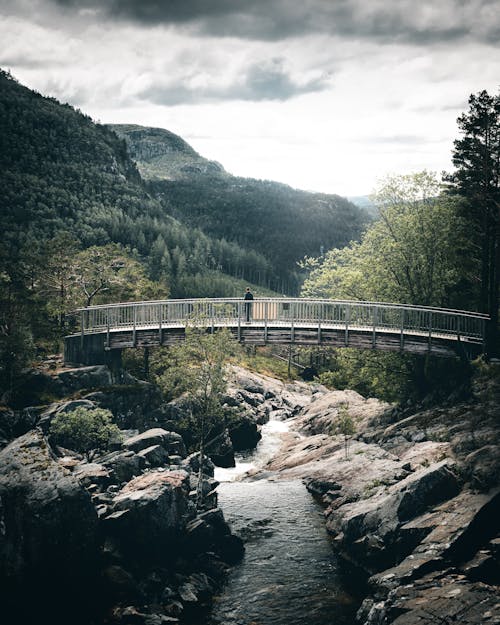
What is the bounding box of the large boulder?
[0,430,99,623]
[327,460,460,571]
[84,380,163,430]
[103,470,195,563]
[123,428,186,458]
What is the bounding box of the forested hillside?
[0,70,271,391]
[112,124,370,281]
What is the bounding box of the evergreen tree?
[447,90,500,354]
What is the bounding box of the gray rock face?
[124,428,187,457]
[103,470,195,561]
[84,380,163,430]
[326,460,460,571]
[0,430,99,622]
[55,364,115,392]
[99,449,147,483]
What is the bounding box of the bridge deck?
[64,298,488,365]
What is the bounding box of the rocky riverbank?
[2,359,499,625]
[253,366,500,625]
[0,364,250,625]
[0,361,319,625]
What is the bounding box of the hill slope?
[111,124,370,283]
[0,70,274,297]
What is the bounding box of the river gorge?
[0,362,498,625]
[208,419,360,625]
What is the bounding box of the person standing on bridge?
[244,287,254,322]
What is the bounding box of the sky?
[1,0,499,197]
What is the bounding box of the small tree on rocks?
[49,407,122,460]
[334,403,356,460]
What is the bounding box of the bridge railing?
[75,298,488,344]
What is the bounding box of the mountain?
[0,69,275,298]
[111,124,370,283]
[348,195,378,217]
[110,124,227,181]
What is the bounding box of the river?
[206,419,360,625]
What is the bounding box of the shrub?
[49,407,121,460]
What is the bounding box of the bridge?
[64,298,488,367]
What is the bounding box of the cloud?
[45,0,500,44]
[138,58,330,104]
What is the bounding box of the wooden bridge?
[64,298,488,366]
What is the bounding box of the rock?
[103,565,142,600]
[229,415,261,451]
[73,461,112,488]
[184,452,215,477]
[208,428,235,468]
[100,449,146,483]
[103,470,194,562]
[54,364,114,393]
[326,460,460,571]
[463,444,500,490]
[84,380,163,430]
[124,428,186,458]
[460,550,500,584]
[137,444,169,467]
[0,430,99,623]
[0,405,43,443]
[367,488,500,591]
[363,572,500,625]
[6,367,58,409]
[178,581,198,603]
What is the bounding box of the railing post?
[400,308,405,351]
[428,311,433,352]
[264,301,268,343]
[345,304,350,346]
[80,310,85,348]
[158,304,163,346]
[106,308,110,349]
[237,302,241,341]
[372,306,377,347]
[133,305,137,347]
[290,302,295,343]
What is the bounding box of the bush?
[49,407,121,460]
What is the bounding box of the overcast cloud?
[1,0,499,195]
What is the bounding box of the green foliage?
[302,172,471,308]
[49,407,122,460]
[446,89,500,354]
[332,403,356,459]
[317,350,415,403]
[153,325,241,452]
[316,349,472,404]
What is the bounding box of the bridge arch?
[64,298,488,367]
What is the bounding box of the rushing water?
[208,419,359,625]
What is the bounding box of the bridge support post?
[372,306,378,348]
[237,302,241,341]
[158,304,163,345]
[428,312,433,352]
[133,307,137,347]
[345,304,350,347]
[264,302,268,343]
[80,310,85,349]
[400,309,405,351]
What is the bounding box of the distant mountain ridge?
[112,123,371,287]
[110,124,227,181]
